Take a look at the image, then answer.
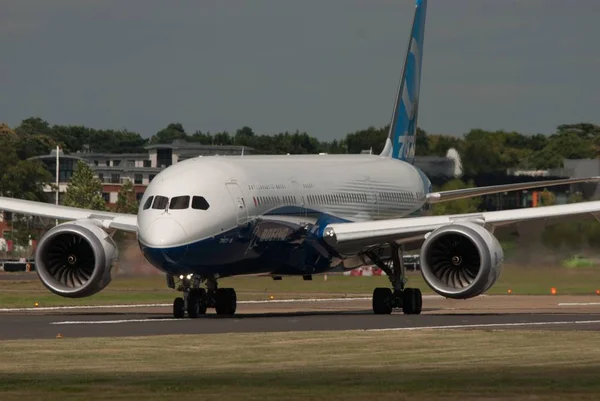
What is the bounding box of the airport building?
[30,140,252,206]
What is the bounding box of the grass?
[1,264,600,308]
[1,329,600,400]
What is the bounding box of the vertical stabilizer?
[379,0,427,163]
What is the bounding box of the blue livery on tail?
[380,0,427,163]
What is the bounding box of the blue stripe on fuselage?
[140,207,347,278]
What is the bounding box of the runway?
[3,295,600,340]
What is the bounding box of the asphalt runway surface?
[3,295,600,340]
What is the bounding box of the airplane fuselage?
[137,154,432,278]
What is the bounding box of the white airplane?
[2,0,600,318]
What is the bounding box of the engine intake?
[35,221,118,298]
[419,222,503,299]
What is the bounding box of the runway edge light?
[551,287,557,295]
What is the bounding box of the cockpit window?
[192,196,210,210]
[143,196,154,210]
[152,195,169,210]
[170,196,190,210]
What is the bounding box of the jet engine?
[419,222,503,299]
[35,220,118,298]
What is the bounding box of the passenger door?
[225,182,249,226]
[291,179,306,222]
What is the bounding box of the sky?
[1,0,599,141]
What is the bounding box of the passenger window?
[170,196,190,210]
[192,196,210,210]
[143,196,154,210]
[152,196,169,209]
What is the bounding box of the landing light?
[186,274,193,280]
[179,275,184,280]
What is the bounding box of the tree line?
[3,118,600,176]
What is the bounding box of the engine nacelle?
[35,220,119,298]
[419,222,503,299]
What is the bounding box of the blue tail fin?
[380,0,427,163]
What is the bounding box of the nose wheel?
[169,275,237,318]
[173,297,185,319]
[215,288,237,315]
[187,288,208,318]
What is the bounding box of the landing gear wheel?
[372,287,393,314]
[402,288,422,315]
[215,288,237,316]
[187,289,208,318]
[173,297,185,319]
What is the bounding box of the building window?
[111,174,120,184]
[105,160,110,166]
[143,160,151,168]
[98,173,104,182]
[113,160,121,167]
[127,160,135,168]
[157,148,172,168]
[136,192,144,202]
[134,174,143,184]
[94,160,98,166]
[149,174,156,182]
[102,193,110,202]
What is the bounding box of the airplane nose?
[141,218,188,263]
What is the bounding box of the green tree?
[345,126,388,154]
[0,136,54,251]
[14,117,51,137]
[63,161,107,211]
[430,179,482,215]
[115,179,139,214]
[0,123,16,137]
[149,123,188,144]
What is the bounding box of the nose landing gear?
[168,275,237,318]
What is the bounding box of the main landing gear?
[168,275,237,319]
[365,244,422,315]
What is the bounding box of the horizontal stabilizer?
[426,177,600,204]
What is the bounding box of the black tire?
[372,287,393,314]
[402,288,422,315]
[187,289,208,318]
[173,297,185,319]
[215,288,237,316]
[414,288,422,314]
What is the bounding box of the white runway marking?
[0,295,441,313]
[366,320,600,332]
[558,302,600,306]
[51,318,600,328]
[52,318,181,325]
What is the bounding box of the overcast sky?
[1,0,599,140]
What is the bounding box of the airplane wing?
[0,196,138,233]
[425,176,600,204]
[323,200,600,253]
